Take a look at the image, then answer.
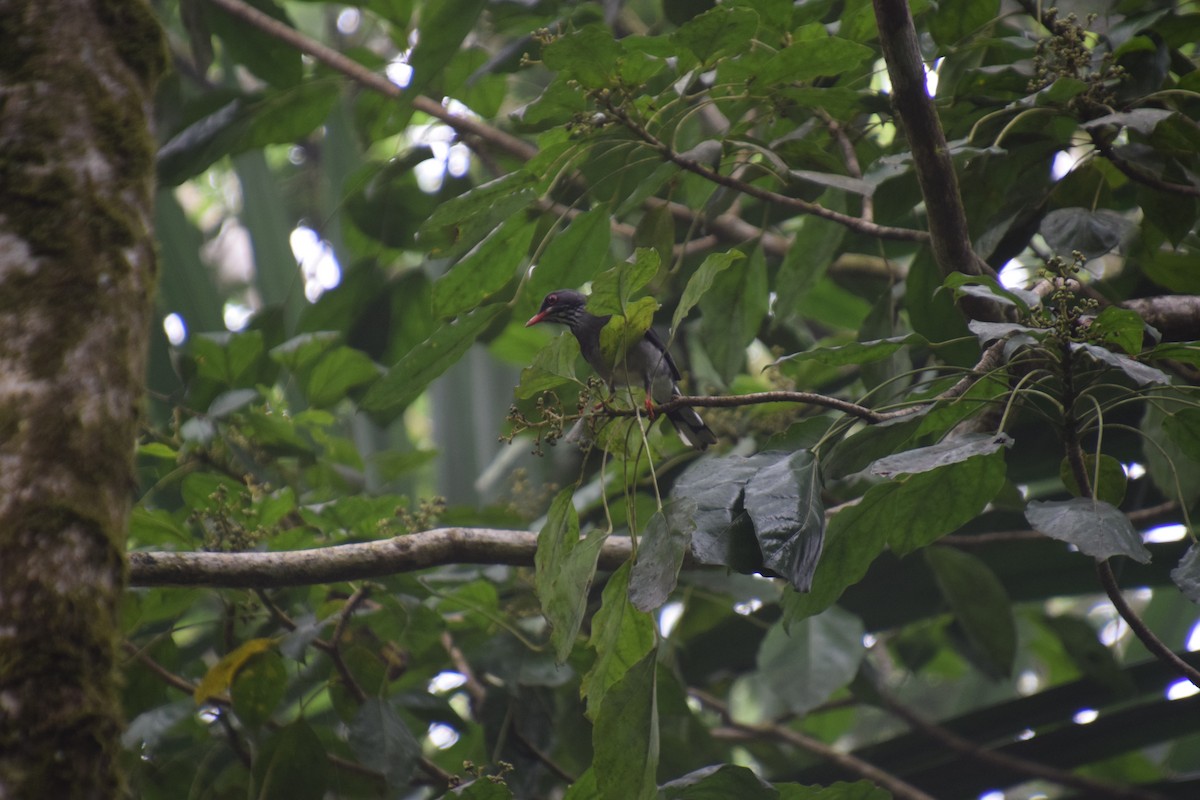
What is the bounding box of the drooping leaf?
[251,721,329,800]
[347,698,422,788]
[535,488,607,663]
[736,606,864,720]
[361,304,505,419]
[593,649,659,800]
[868,432,1012,478]
[1040,207,1134,258]
[1025,498,1151,563]
[417,171,539,258]
[925,546,1017,678]
[743,450,825,592]
[671,250,745,333]
[582,562,656,720]
[230,649,287,728]
[669,453,780,572]
[928,0,999,49]
[405,0,488,100]
[432,214,535,318]
[943,273,1040,312]
[528,204,614,308]
[629,503,695,612]
[699,244,768,383]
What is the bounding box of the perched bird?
[526,289,718,450]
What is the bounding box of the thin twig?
[688,688,937,800]
[1092,135,1200,198]
[603,100,929,243]
[329,587,371,704]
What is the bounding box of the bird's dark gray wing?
[642,326,681,381]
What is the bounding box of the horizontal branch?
[129,527,632,588]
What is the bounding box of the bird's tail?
[666,391,717,450]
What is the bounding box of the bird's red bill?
[525,311,548,327]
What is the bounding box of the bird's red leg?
[643,390,655,419]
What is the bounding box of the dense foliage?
[125,0,1200,798]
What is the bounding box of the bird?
[525,289,718,450]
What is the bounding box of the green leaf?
[774,334,928,368]
[1025,498,1151,563]
[671,250,744,333]
[348,698,421,788]
[588,249,661,315]
[230,650,287,728]
[868,432,1012,478]
[629,502,696,612]
[598,296,659,369]
[744,450,825,593]
[251,721,329,800]
[1163,409,1200,462]
[582,562,656,720]
[887,451,1008,555]
[432,214,535,318]
[270,331,341,373]
[1089,306,1149,355]
[774,214,845,322]
[757,36,873,84]
[737,606,864,719]
[418,171,538,258]
[925,547,1017,678]
[205,0,302,88]
[454,780,517,800]
[535,488,607,663]
[527,204,614,308]
[593,649,659,800]
[660,765,776,800]
[1143,251,1200,294]
[542,23,623,89]
[361,304,505,420]
[776,781,892,799]
[673,5,760,65]
[405,0,487,100]
[699,244,768,383]
[1145,340,1200,367]
[1059,453,1128,506]
[305,346,381,407]
[928,0,999,48]
[516,333,580,399]
[1071,343,1170,386]
[191,330,266,387]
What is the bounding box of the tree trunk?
[0,1,164,796]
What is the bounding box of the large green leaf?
[535,488,607,663]
[629,502,696,612]
[542,23,623,89]
[672,5,760,65]
[582,562,657,720]
[593,649,659,800]
[527,204,614,310]
[252,720,329,800]
[406,0,488,99]
[432,214,535,318]
[347,698,421,788]
[660,765,775,799]
[588,248,661,315]
[360,303,505,419]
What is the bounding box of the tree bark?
[0,1,164,796]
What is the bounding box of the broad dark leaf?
[660,765,775,800]
[1025,499,1151,563]
[527,204,614,311]
[405,0,487,100]
[669,453,779,572]
[944,273,1040,312]
[629,502,696,612]
[1040,207,1134,258]
[417,171,538,258]
[1071,343,1170,386]
[744,450,825,592]
[1172,545,1200,605]
[432,214,535,318]
[1162,408,1200,462]
[230,650,287,728]
[588,248,661,315]
[542,23,623,88]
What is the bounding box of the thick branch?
[130,528,633,588]
[872,0,990,277]
[1120,296,1200,342]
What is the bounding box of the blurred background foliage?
[126,0,1200,798]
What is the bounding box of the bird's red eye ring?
[547,293,557,304]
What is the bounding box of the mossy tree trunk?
[0,1,164,796]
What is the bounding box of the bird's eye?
[547,293,557,304]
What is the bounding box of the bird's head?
[525,290,589,328]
